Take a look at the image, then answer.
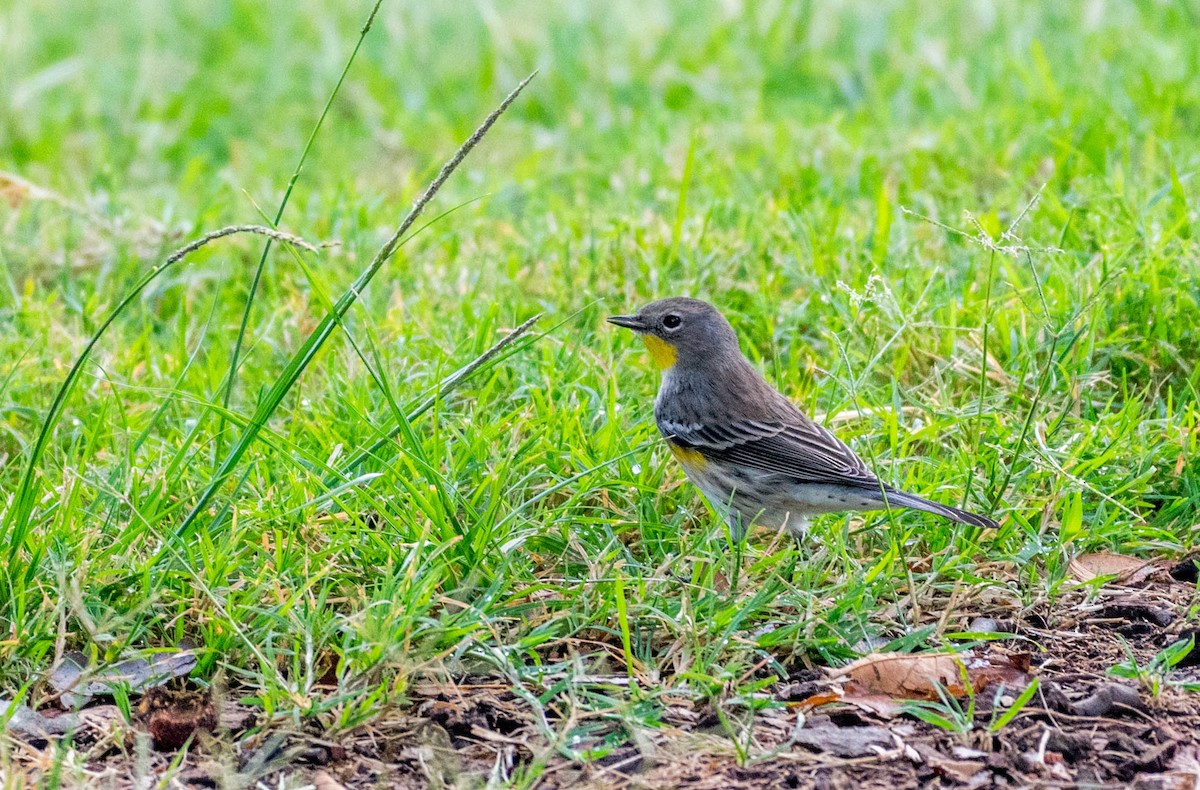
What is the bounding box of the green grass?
[2,0,1199,781]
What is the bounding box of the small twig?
[1035,725,1051,764]
[900,185,1062,259]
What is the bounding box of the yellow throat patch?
[639,334,677,370]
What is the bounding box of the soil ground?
[6,558,1199,789]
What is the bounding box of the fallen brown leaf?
[914,743,988,785]
[967,651,1031,690]
[787,690,843,710]
[1069,552,1154,584]
[835,650,1030,701]
[839,692,907,718]
[838,652,966,699]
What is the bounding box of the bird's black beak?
[607,314,645,331]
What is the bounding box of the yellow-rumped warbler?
[609,297,999,539]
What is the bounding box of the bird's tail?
[882,488,999,529]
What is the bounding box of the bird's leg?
[721,512,749,595]
[784,514,810,540]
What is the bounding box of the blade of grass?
[216,0,384,461]
[265,209,477,546]
[989,678,1040,732]
[990,249,1062,509]
[327,312,542,484]
[331,303,598,483]
[2,225,316,561]
[962,249,997,508]
[614,569,635,678]
[159,72,537,556]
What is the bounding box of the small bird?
[608,297,999,540]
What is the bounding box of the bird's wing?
[657,415,880,488]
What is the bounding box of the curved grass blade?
[217,0,385,460]
[160,73,537,557]
[327,312,542,486]
[2,226,316,561]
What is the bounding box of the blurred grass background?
[1,0,1199,770]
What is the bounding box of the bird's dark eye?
[662,314,682,330]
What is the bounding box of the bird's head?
[607,297,741,371]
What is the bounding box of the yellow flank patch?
[640,334,677,370]
[668,442,708,470]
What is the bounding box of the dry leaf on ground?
[1069,552,1156,584]
[834,650,1030,701]
[787,690,842,710]
[49,646,198,708]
